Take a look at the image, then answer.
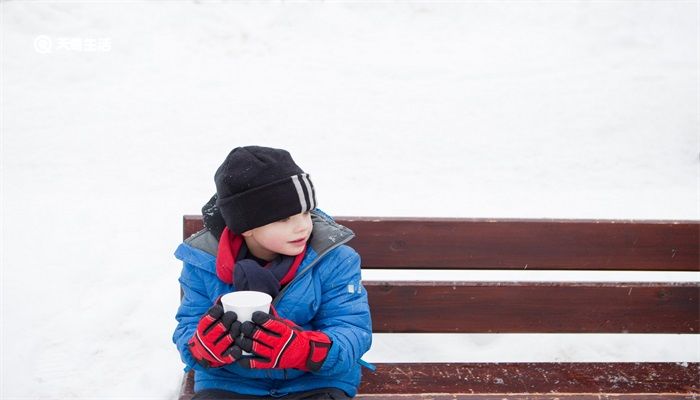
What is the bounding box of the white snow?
[1,1,698,398]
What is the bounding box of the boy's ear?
[241,229,253,238]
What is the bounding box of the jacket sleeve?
[172,261,213,372]
[311,249,372,376]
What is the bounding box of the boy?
[173,146,372,399]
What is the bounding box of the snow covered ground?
[1,1,698,398]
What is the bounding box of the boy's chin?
[279,247,306,257]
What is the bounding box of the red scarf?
[215,227,305,287]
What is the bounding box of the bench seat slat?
[367,281,699,333]
[179,363,699,400]
[356,394,698,399]
[358,362,700,395]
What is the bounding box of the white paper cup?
[221,291,272,356]
[220,291,272,323]
[220,291,271,357]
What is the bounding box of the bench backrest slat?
[367,281,699,333]
[337,217,699,271]
[183,216,700,271]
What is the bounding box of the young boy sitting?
[173,146,372,399]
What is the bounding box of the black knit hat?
[214,146,317,234]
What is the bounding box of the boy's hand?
[188,301,243,369]
[237,311,332,372]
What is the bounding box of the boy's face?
[242,211,313,261]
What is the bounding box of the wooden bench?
[179,215,700,399]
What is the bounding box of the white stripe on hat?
[301,173,315,210]
[291,175,307,213]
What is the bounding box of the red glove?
[188,300,242,368]
[238,311,332,372]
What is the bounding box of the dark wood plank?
[179,363,700,399]
[356,396,697,399]
[178,370,194,400]
[358,363,700,395]
[183,215,203,241]
[338,217,700,271]
[366,281,700,333]
[182,216,700,271]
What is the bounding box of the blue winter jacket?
[172,209,372,397]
